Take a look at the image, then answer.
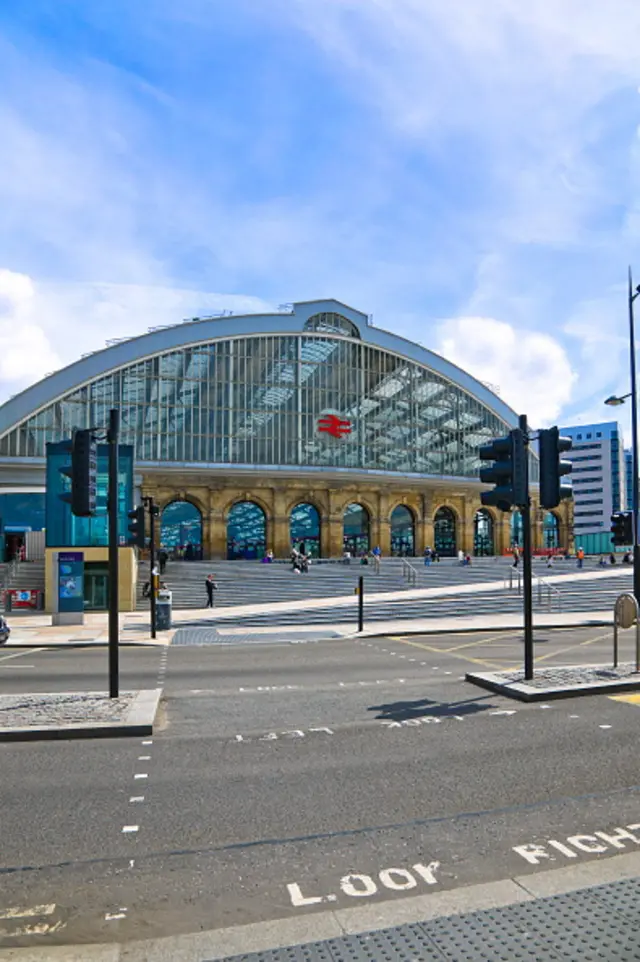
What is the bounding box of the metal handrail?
[504,567,560,609]
[402,558,417,587]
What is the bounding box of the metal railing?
[504,567,561,610]
[402,558,418,587]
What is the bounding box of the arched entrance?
[390,505,415,556]
[290,503,321,558]
[511,510,523,548]
[434,506,457,557]
[343,503,370,556]
[474,509,494,556]
[227,501,267,560]
[543,511,560,549]
[161,501,203,560]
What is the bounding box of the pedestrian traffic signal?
[538,426,573,510]
[611,511,633,546]
[127,505,146,549]
[59,429,97,517]
[479,428,527,511]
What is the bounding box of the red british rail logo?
[317,414,352,438]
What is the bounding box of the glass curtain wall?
[3,330,526,480]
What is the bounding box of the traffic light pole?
[107,408,120,699]
[628,269,640,605]
[520,414,534,681]
[144,496,157,639]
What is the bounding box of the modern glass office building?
[0,299,569,563]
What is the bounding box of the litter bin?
[156,589,172,631]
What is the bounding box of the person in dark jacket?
[205,573,218,607]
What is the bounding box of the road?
[2,626,640,949]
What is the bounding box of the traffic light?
[479,428,527,511]
[539,426,573,509]
[59,429,97,517]
[127,505,146,548]
[611,511,633,546]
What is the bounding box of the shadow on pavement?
[368,693,496,721]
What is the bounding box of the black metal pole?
[628,269,640,605]
[520,414,534,681]
[107,408,120,698]
[358,575,364,632]
[146,496,157,639]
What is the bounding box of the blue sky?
[1,0,640,430]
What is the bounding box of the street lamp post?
[605,267,640,604]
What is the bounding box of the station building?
[0,299,572,581]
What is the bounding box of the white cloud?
[0,269,60,390]
[0,271,273,402]
[436,315,577,425]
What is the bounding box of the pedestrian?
[205,573,218,608]
[142,581,151,598]
[546,554,554,570]
[464,553,472,566]
[577,546,585,569]
[599,555,608,567]
[458,548,465,565]
[423,546,432,567]
[512,545,520,568]
[609,553,617,565]
[158,548,168,574]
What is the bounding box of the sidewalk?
[6,851,640,960]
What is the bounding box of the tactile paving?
[208,877,640,962]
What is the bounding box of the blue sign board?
[58,551,84,613]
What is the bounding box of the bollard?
[358,575,364,632]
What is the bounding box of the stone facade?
[141,470,572,560]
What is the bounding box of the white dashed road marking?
[122,825,139,833]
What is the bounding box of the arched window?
[474,509,494,556]
[511,510,523,548]
[290,503,321,558]
[434,506,457,557]
[227,501,266,560]
[343,503,370,556]
[543,511,560,549]
[304,312,360,338]
[390,505,415,556]
[161,501,202,560]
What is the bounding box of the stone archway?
[390,504,415,556]
[161,500,203,560]
[543,511,561,549]
[343,502,370,556]
[290,502,321,558]
[473,508,494,556]
[434,506,457,557]
[226,501,267,560]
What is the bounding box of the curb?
[0,689,162,742]
[466,666,640,701]
[5,851,640,961]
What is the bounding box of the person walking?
[158,548,168,575]
[205,573,218,608]
[576,546,585,570]
[512,545,520,568]
[423,546,432,567]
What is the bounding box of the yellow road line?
[610,693,640,705]
[443,632,522,652]
[395,637,509,671]
[533,630,613,666]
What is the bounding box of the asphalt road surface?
[2,627,640,949]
